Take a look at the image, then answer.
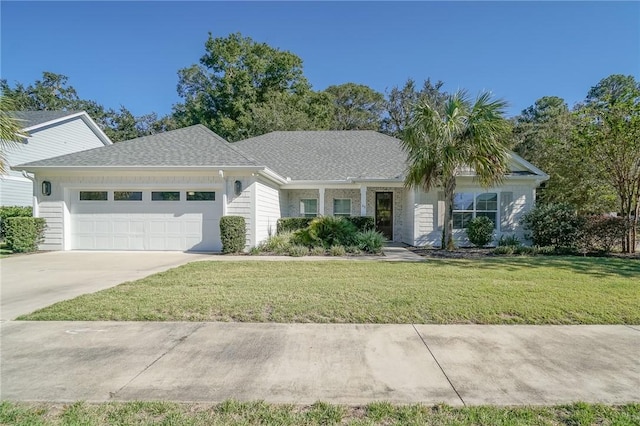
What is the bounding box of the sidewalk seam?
[411,324,465,406]
[109,322,205,399]
[624,325,640,333]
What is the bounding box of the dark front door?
[375,192,393,240]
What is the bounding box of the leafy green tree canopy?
[383,78,446,137]
[323,83,384,130]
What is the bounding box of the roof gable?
[15,124,259,169]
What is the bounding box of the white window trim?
[113,191,143,201]
[300,198,318,217]
[452,192,499,230]
[78,190,109,202]
[151,190,181,201]
[333,198,352,217]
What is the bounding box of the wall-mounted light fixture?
[234,180,242,196]
[42,181,52,196]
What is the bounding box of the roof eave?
[12,164,266,173]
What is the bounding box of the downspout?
[21,170,38,217]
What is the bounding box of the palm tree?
[402,90,511,250]
[0,96,28,174]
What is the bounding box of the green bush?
[498,234,521,247]
[276,217,313,234]
[355,229,385,254]
[466,216,495,247]
[344,216,375,232]
[329,245,346,256]
[581,215,629,253]
[291,227,321,248]
[493,245,515,255]
[219,216,246,254]
[309,246,326,256]
[288,245,309,257]
[4,217,46,253]
[345,245,362,255]
[521,203,584,250]
[258,232,293,254]
[0,206,33,238]
[307,216,357,248]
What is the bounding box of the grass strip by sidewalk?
[1,400,639,426]
[19,257,640,324]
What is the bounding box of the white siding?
[226,176,254,250]
[254,179,281,245]
[0,177,33,207]
[38,201,65,250]
[2,116,108,207]
[411,181,538,247]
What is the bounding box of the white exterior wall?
[412,180,538,247]
[254,178,281,245]
[1,117,108,207]
[34,173,223,251]
[226,176,254,250]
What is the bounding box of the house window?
[114,191,142,201]
[333,199,351,217]
[300,199,318,217]
[453,192,498,229]
[79,191,107,201]
[151,191,180,201]
[187,191,215,201]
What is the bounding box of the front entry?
[375,192,393,240]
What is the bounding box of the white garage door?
[70,189,222,251]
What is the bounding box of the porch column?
[318,187,325,216]
[360,186,367,216]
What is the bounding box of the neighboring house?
[1,111,112,207]
[14,125,548,252]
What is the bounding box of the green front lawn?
[1,401,639,426]
[20,257,640,324]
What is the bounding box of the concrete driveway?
[0,251,211,320]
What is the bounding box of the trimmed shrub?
[329,245,346,256]
[0,206,33,238]
[498,234,521,247]
[494,245,515,255]
[344,216,375,232]
[466,216,495,247]
[355,229,385,254]
[4,217,46,253]
[277,217,313,234]
[219,216,246,254]
[288,244,309,257]
[521,203,584,250]
[307,216,357,248]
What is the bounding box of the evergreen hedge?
[219,216,246,253]
[4,217,46,253]
[0,206,33,238]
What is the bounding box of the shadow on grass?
[416,255,640,279]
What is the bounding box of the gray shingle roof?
[16,125,259,168]
[233,131,407,181]
[10,111,82,129]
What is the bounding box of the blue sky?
[2,1,638,118]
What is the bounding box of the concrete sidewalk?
[1,322,638,405]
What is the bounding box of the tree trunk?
[443,175,456,251]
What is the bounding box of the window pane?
[300,199,318,217]
[114,191,142,201]
[333,199,351,217]
[477,212,497,228]
[187,191,215,201]
[453,212,472,229]
[453,193,474,210]
[79,191,107,201]
[152,191,180,201]
[476,193,497,211]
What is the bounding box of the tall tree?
[324,83,384,130]
[0,96,29,173]
[175,32,321,141]
[575,74,640,253]
[248,91,333,135]
[383,78,446,137]
[513,96,615,212]
[402,90,511,250]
